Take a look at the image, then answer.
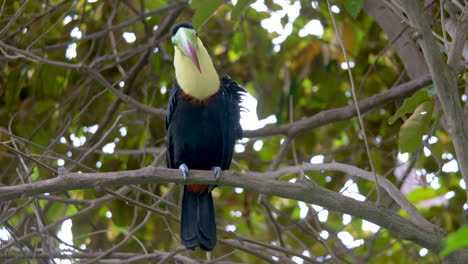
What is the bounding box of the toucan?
[165,22,245,251]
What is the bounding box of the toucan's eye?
[195,32,198,38]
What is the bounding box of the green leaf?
[388,91,431,125]
[440,225,468,257]
[30,166,40,181]
[191,0,224,28]
[344,0,364,18]
[398,101,433,153]
[406,187,444,203]
[145,0,166,10]
[33,99,55,114]
[45,203,65,221]
[232,0,251,20]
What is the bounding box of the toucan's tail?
[181,187,217,251]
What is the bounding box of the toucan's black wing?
[166,84,182,169]
[220,76,245,170]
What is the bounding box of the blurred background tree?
[0,0,467,263]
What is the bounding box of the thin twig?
[326,0,381,203]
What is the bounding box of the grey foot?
[179,163,189,183]
[209,166,222,192]
[212,166,221,183]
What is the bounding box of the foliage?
[191,0,224,27]
[398,100,434,153]
[388,91,431,125]
[0,0,466,263]
[343,0,364,18]
[441,225,468,257]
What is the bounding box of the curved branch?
[269,162,434,231]
[91,72,432,137]
[364,0,429,79]
[0,165,442,253]
[0,251,199,264]
[243,74,432,138]
[400,1,468,199]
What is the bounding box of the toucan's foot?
[179,163,189,183]
[212,166,221,183]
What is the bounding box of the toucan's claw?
[179,163,189,183]
[212,166,221,183]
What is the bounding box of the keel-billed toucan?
[166,22,245,251]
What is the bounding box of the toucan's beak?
[184,40,201,73]
[173,28,201,73]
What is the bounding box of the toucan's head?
[171,22,201,73]
[170,22,219,99]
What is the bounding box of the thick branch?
[0,166,443,252]
[400,1,468,198]
[364,0,429,79]
[270,162,433,230]
[446,5,468,69]
[244,74,432,138]
[0,252,199,264]
[81,71,432,139]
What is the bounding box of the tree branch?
[400,1,468,200]
[364,0,429,79]
[0,252,199,264]
[447,4,468,69]
[28,1,189,52]
[0,165,444,253]
[269,162,433,231]
[244,74,432,138]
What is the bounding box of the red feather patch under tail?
[185,184,209,194]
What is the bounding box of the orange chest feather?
[179,91,218,106]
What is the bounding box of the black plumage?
[166,76,245,250]
[170,22,194,37]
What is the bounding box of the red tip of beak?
[186,41,202,73]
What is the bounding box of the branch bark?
[399,1,468,200]
[0,165,444,253]
[446,5,468,69]
[364,0,429,79]
[244,74,432,138]
[0,252,199,264]
[270,162,433,230]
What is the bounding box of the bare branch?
[327,0,382,203]
[244,74,432,138]
[400,0,468,201]
[0,165,444,253]
[0,252,199,264]
[447,4,468,69]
